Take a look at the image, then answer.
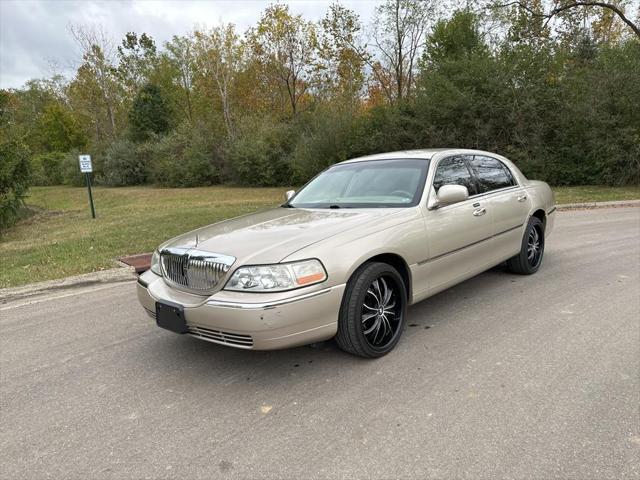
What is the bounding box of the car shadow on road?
[141,261,542,390]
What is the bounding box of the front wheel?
[507,216,545,274]
[335,262,407,358]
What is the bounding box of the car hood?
[161,207,403,266]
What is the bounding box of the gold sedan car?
[137,149,555,357]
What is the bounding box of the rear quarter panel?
[524,180,556,235]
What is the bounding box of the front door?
[423,155,495,295]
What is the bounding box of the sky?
[0,0,377,89]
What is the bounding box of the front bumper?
[137,270,344,350]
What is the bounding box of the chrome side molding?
[206,286,340,310]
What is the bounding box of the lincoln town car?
[137,149,555,357]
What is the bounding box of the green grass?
[553,185,640,204]
[1,185,638,288]
[0,186,286,288]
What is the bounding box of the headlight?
[151,250,161,275]
[224,259,327,292]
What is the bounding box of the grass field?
[552,186,640,204]
[1,185,638,288]
[0,186,286,288]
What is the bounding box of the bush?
[226,118,295,186]
[30,152,66,186]
[100,139,147,186]
[0,139,31,231]
[60,150,87,187]
[148,122,223,187]
[289,108,358,183]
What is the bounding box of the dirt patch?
[14,205,64,226]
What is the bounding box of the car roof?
[339,148,500,164]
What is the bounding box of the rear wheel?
[507,216,545,274]
[335,262,407,358]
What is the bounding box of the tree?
[194,25,245,137]
[501,0,551,46]
[369,0,438,103]
[0,131,31,230]
[492,1,640,39]
[69,25,121,138]
[117,32,158,97]
[424,10,489,65]
[128,83,171,141]
[248,4,317,116]
[165,34,195,123]
[38,102,87,152]
[317,3,367,107]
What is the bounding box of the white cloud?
[0,0,377,89]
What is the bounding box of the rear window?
[469,156,515,193]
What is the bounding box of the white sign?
[79,154,93,173]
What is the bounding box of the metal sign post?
[78,154,96,219]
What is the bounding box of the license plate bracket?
[155,300,188,334]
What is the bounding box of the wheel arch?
[348,253,412,302]
[531,208,546,230]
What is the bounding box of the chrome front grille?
[160,247,235,292]
[188,326,254,348]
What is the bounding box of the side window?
[432,156,476,196]
[469,156,515,193]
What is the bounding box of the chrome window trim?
[428,185,521,212]
[467,185,521,201]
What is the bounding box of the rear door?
[423,155,495,293]
[467,155,530,261]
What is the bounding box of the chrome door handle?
[517,194,527,202]
[473,207,486,216]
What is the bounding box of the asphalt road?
[1,208,639,479]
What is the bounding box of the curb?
[0,267,137,305]
[556,199,640,210]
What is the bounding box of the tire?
[335,262,407,358]
[507,216,545,275]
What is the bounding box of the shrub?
[148,122,223,187]
[226,119,295,186]
[60,150,86,187]
[29,151,66,186]
[100,139,147,186]
[0,139,31,231]
[289,109,358,183]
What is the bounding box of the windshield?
[288,159,430,208]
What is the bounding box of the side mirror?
[435,184,469,207]
[285,190,296,201]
